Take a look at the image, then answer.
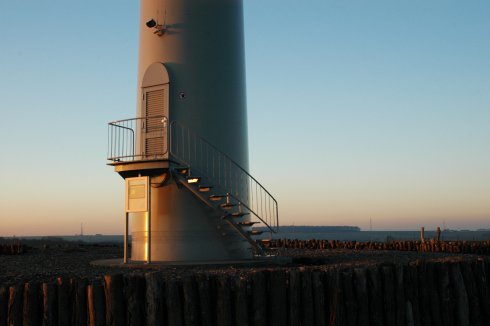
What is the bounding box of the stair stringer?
[171,168,266,256]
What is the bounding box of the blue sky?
[0,0,489,235]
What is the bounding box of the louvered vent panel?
[143,87,167,157]
[145,137,164,156]
[146,89,165,129]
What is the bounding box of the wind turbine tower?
[107,0,279,262]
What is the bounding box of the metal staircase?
[107,117,279,256]
[169,121,279,256]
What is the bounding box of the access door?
[141,84,169,158]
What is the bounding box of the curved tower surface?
[108,0,278,262]
[136,0,248,261]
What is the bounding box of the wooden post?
[367,268,384,326]
[87,283,105,326]
[449,263,469,326]
[288,270,301,326]
[42,282,57,326]
[251,271,268,326]
[436,227,441,242]
[382,266,396,326]
[312,271,326,326]
[269,270,287,326]
[72,279,88,326]
[406,301,415,326]
[8,284,23,326]
[425,263,442,326]
[420,227,425,244]
[0,286,8,326]
[196,274,215,326]
[23,282,41,326]
[166,278,184,326]
[416,263,431,326]
[146,273,166,326]
[234,275,249,326]
[325,269,344,326]
[353,268,369,326]
[124,274,146,326]
[301,270,314,326]
[460,261,483,326]
[104,275,126,326]
[342,270,357,326]
[182,276,200,326]
[394,264,406,326]
[404,264,421,326]
[57,278,72,326]
[216,276,232,326]
[472,260,490,324]
[436,263,454,326]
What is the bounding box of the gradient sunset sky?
[0,0,489,236]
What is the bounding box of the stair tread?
[209,194,226,201]
[220,203,236,210]
[231,212,250,217]
[174,167,189,174]
[186,176,201,184]
[237,222,259,226]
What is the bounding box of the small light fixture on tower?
[146,19,166,36]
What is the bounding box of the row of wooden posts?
[1,259,489,326]
[0,243,26,255]
[266,238,490,255]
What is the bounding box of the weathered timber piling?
[269,238,490,255]
[56,278,72,326]
[0,259,490,325]
[167,277,184,326]
[326,269,344,326]
[288,269,301,326]
[353,268,369,326]
[23,282,41,326]
[42,282,57,326]
[145,272,165,326]
[104,275,125,326]
[0,287,7,326]
[8,283,23,326]
[233,276,249,326]
[196,274,215,326]
[450,263,470,326]
[124,274,146,326]
[87,283,105,326]
[269,270,287,326]
[251,271,267,326]
[312,271,326,326]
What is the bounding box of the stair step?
[174,167,189,175]
[220,203,236,210]
[231,212,250,218]
[186,176,201,184]
[209,194,226,202]
[248,230,263,236]
[198,185,213,192]
[237,221,259,227]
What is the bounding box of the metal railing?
[107,115,168,162]
[170,121,279,233]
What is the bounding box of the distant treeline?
[260,226,361,233]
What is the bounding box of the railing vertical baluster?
[107,125,110,159]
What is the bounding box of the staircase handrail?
[107,115,168,162]
[169,121,279,233]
